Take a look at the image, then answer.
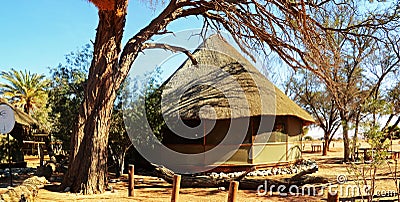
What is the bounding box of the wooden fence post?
[128,164,134,197]
[327,192,339,202]
[227,181,239,202]
[171,174,181,202]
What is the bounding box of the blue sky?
[1,1,96,75]
[0,1,203,76]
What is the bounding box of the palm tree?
[0,69,49,114]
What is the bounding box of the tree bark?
[62,1,129,194]
[342,120,350,162]
[323,132,329,156]
[108,145,122,177]
[118,151,126,177]
[352,111,361,159]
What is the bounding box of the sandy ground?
[3,140,400,201]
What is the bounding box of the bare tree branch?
[142,42,198,65]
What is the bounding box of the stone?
[0,176,47,201]
[64,187,71,192]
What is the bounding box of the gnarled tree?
[295,1,400,161]
[290,69,341,156]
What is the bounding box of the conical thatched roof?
[160,35,314,124]
[0,102,38,127]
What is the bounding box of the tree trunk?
[114,150,125,178]
[352,112,361,159]
[61,0,183,194]
[108,145,121,178]
[323,132,330,156]
[342,121,350,162]
[118,151,126,177]
[62,1,128,194]
[327,138,332,151]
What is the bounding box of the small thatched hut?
[0,102,39,163]
[158,35,314,171]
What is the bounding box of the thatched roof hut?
[0,102,38,129]
[13,106,38,127]
[158,35,314,171]
[0,102,40,162]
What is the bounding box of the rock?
[36,162,56,179]
[219,172,227,179]
[210,172,218,179]
[0,176,47,201]
[247,172,255,177]
[291,168,298,174]
[272,168,278,175]
[20,193,27,202]
[283,168,290,174]
[234,172,243,178]
[22,176,48,188]
[50,156,57,162]
[64,187,71,192]
[106,186,113,191]
[1,193,11,201]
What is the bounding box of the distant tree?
[47,44,91,150]
[0,135,20,163]
[290,69,341,156]
[108,79,132,177]
[109,67,163,177]
[300,2,399,161]
[0,69,49,115]
[357,31,400,147]
[374,80,400,141]
[383,81,400,131]
[387,126,400,140]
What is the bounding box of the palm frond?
[0,69,48,114]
